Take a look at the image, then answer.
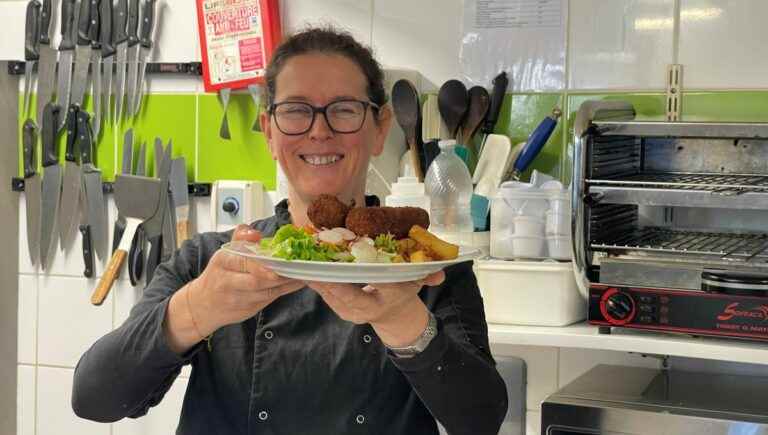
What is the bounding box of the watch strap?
[386,311,438,358]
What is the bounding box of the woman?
[72,26,508,435]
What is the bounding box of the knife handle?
[146,232,162,285]
[25,0,42,62]
[127,0,139,45]
[59,0,76,50]
[139,0,156,49]
[92,249,125,305]
[39,0,52,45]
[88,0,101,49]
[113,0,128,44]
[41,103,60,167]
[100,0,114,56]
[80,224,94,278]
[77,109,94,164]
[76,0,92,45]
[484,71,508,135]
[176,220,189,249]
[23,120,38,178]
[128,225,145,286]
[112,216,126,254]
[65,105,79,162]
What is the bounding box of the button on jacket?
[72,198,508,435]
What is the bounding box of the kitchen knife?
[55,0,77,129]
[169,157,189,249]
[78,187,94,277]
[112,128,132,254]
[132,0,156,118]
[219,88,231,139]
[78,109,108,261]
[161,140,176,259]
[122,0,140,122]
[248,84,263,131]
[39,102,62,270]
[143,144,171,284]
[136,140,146,175]
[88,0,103,138]
[153,136,163,176]
[22,119,42,266]
[478,71,509,158]
[113,0,129,124]
[92,173,161,305]
[58,104,82,249]
[23,0,42,117]
[36,0,57,125]
[126,137,157,283]
[99,0,114,126]
[70,0,96,108]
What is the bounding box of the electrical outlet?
[211,181,267,232]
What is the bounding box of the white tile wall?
[17,365,35,435]
[18,198,37,275]
[37,366,108,435]
[0,0,25,60]
[569,0,675,90]
[280,0,374,45]
[112,377,188,435]
[525,411,540,435]
[152,0,201,63]
[17,275,37,365]
[678,0,768,89]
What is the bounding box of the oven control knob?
[604,292,636,324]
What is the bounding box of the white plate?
[221,241,482,283]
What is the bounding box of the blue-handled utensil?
[506,107,561,181]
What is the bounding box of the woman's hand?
[165,225,305,353]
[305,271,445,348]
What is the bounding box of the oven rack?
[591,227,768,262]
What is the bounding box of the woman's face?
[261,53,391,204]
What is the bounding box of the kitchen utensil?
[78,186,94,277]
[23,0,42,117]
[58,105,82,250]
[143,144,172,283]
[421,94,450,142]
[219,88,231,139]
[461,86,490,155]
[160,140,176,260]
[170,157,189,249]
[89,0,103,138]
[391,79,423,181]
[248,84,263,131]
[113,0,129,124]
[78,109,108,262]
[36,0,57,126]
[132,0,156,117]
[92,173,161,305]
[100,0,114,126]
[478,72,509,158]
[471,134,512,231]
[437,80,468,142]
[505,108,561,181]
[40,102,62,270]
[55,0,77,129]
[70,0,96,109]
[112,128,132,253]
[22,119,41,266]
[122,0,140,121]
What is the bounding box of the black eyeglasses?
[269,99,380,135]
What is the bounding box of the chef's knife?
[112,128,132,254]
[23,0,42,117]
[70,0,96,108]
[22,120,42,266]
[153,136,163,176]
[132,0,156,118]
[478,71,508,158]
[136,140,146,175]
[122,0,140,122]
[92,173,161,305]
[169,157,189,249]
[99,0,114,126]
[78,187,94,277]
[55,0,77,129]
[58,104,82,249]
[143,144,171,284]
[88,0,103,138]
[39,103,62,270]
[78,109,107,261]
[112,0,129,124]
[36,0,57,126]
[161,140,176,260]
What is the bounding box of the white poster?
[460,0,567,91]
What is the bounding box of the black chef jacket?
[72,198,508,435]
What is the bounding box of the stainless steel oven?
[542,364,768,435]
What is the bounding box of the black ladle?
[391,79,423,181]
[438,80,469,143]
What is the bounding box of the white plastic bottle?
[424,140,474,233]
[385,176,430,212]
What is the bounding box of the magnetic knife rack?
[11,178,211,196]
[7,61,203,76]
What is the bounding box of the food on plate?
[257,196,457,263]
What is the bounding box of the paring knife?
[88,0,103,138]
[23,0,42,118]
[112,128,132,254]
[70,0,96,109]
[160,140,176,260]
[122,0,140,122]
[55,0,77,130]
[169,156,189,249]
[112,0,129,125]
[99,0,114,126]
[58,104,82,250]
[478,71,508,158]
[92,173,162,305]
[132,0,156,118]
[23,119,42,266]
[143,143,172,284]
[36,0,57,126]
[39,103,62,270]
[78,109,108,262]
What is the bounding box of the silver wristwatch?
[386,312,438,358]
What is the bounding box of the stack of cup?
[543,181,571,259]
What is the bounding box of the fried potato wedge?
[408,225,459,261]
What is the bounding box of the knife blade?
[129,135,162,283]
[169,156,189,249]
[132,0,156,118]
[99,0,114,126]
[478,71,508,158]
[77,109,108,262]
[112,0,129,124]
[23,0,42,118]
[143,143,171,284]
[39,103,62,270]
[58,104,82,249]
[136,140,146,176]
[153,136,162,176]
[88,0,103,137]
[23,119,42,266]
[78,187,94,277]
[70,0,96,108]
[55,0,77,129]
[121,0,139,122]
[36,0,57,125]
[112,128,132,254]
[160,140,175,260]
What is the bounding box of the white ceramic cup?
[513,215,545,237]
[511,235,545,258]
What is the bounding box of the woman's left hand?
[306,271,445,348]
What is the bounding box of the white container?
[512,215,544,237]
[547,235,572,259]
[435,230,491,256]
[511,235,545,258]
[475,259,586,326]
[385,176,430,212]
[545,211,570,236]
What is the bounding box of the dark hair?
[265,26,387,113]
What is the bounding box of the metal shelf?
[588,172,768,192]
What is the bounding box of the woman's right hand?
[165,225,305,353]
